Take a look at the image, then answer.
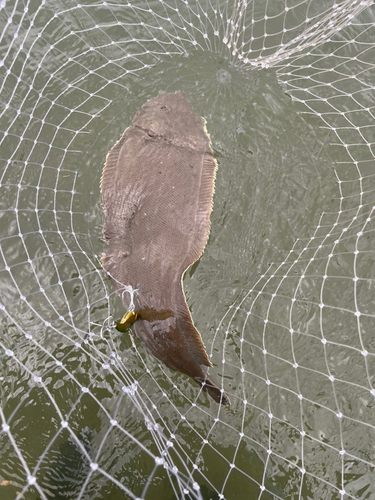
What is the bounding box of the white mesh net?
[1,0,375,499]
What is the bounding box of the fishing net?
[1,0,375,499]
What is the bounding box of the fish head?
[132,91,210,151]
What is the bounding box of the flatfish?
[101,91,229,405]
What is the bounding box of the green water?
[1,1,374,500]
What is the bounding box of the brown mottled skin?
[101,91,229,405]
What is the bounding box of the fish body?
[101,91,229,405]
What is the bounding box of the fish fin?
[185,320,212,368]
[175,152,217,368]
[100,248,129,295]
[195,373,230,406]
[100,130,128,203]
[101,131,128,246]
[172,278,212,368]
[174,305,212,368]
[186,151,218,265]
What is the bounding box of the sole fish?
[101,91,229,405]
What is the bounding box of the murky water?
[1,1,374,499]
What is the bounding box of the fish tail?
[196,374,230,406]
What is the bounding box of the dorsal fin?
[100,130,128,203]
[173,280,212,368]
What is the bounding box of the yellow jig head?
[115,311,138,332]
